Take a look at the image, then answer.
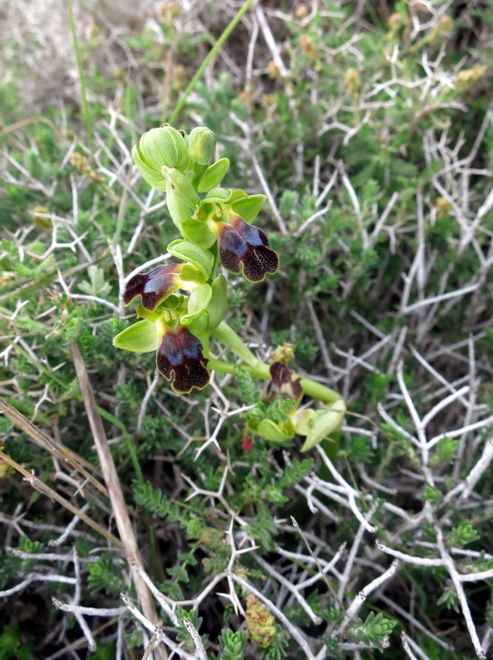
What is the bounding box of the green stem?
[66,0,93,154]
[209,357,342,405]
[168,0,256,125]
[212,321,259,366]
[211,321,343,405]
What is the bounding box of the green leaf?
[78,265,111,298]
[181,284,212,325]
[207,274,227,331]
[300,400,346,452]
[218,629,247,660]
[231,194,267,223]
[112,319,159,353]
[167,239,214,279]
[197,158,230,192]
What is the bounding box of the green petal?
[167,239,214,279]
[231,194,267,223]
[204,187,232,202]
[300,400,346,452]
[198,158,230,192]
[112,319,159,353]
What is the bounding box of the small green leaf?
[78,265,112,298]
[300,400,346,452]
[112,319,159,353]
[231,194,267,223]
[181,284,212,325]
[167,240,214,279]
[197,158,230,192]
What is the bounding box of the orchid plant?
[113,125,346,451]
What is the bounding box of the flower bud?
[187,127,216,165]
[133,126,188,189]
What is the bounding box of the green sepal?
[181,219,217,249]
[207,274,227,331]
[112,319,159,353]
[232,194,267,223]
[181,284,212,325]
[187,313,209,337]
[167,240,214,279]
[300,399,346,452]
[256,419,294,443]
[132,146,167,191]
[163,168,200,209]
[198,158,230,193]
[293,408,315,436]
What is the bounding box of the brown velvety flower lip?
[156,326,210,393]
[217,216,279,283]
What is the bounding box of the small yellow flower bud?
[294,4,308,19]
[31,206,52,230]
[436,197,452,218]
[344,67,361,97]
[455,64,487,93]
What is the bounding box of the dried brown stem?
[0,450,121,547]
[0,396,108,498]
[71,344,164,657]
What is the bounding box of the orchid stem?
[210,322,344,406]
